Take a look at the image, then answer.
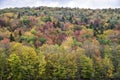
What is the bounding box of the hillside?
[0,7,120,80]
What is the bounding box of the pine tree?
[9,34,15,42]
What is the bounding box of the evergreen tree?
[9,34,15,42]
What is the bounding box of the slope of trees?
[0,7,120,80]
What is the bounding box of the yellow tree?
[102,56,114,79]
[9,43,46,80]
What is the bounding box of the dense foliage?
[0,7,120,80]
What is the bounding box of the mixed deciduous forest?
[0,7,120,80]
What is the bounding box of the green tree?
[102,56,114,79]
[9,34,15,42]
[93,59,103,80]
[37,52,46,79]
[113,45,120,78]
[79,54,94,79]
[8,53,22,80]
[0,52,9,80]
[39,37,46,45]
[9,43,39,80]
[74,48,94,79]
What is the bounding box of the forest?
[0,7,120,80]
